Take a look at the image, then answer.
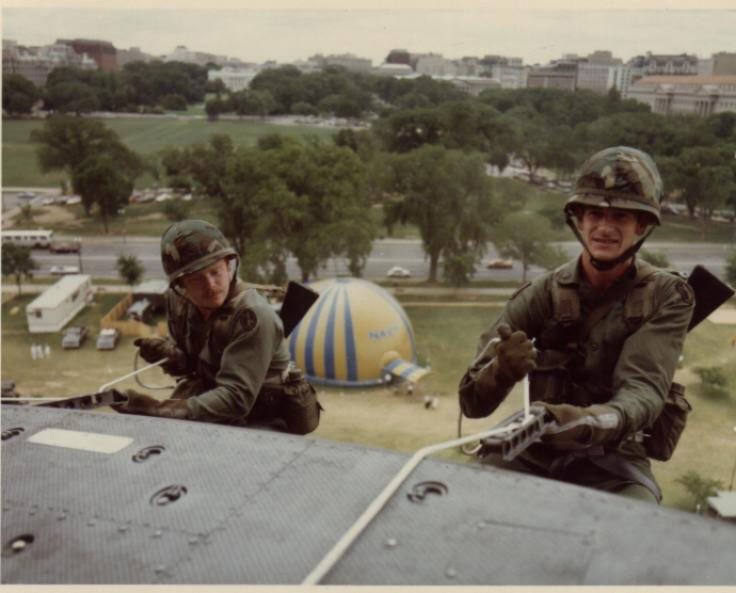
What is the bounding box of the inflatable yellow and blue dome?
[288,277,430,387]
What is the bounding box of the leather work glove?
[535,402,623,450]
[476,323,536,392]
[133,338,185,375]
[112,389,191,420]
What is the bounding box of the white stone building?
[208,66,261,92]
[626,75,736,116]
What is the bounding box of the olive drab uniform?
[163,278,321,434]
[459,256,695,501]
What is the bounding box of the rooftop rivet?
[87,520,96,527]
[118,526,129,533]
[154,565,166,574]
[385,538,398,548]
[11,540,27,553]
[153,530,163,538]
[446,568,457,579]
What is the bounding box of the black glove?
[112,389,190,420]
[476,323,536,392]
[134,337,175,364]
[134,337,186,375]
[536,402,623,450]
[495,323,537,383]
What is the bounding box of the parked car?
[61,326,88,349]
[386,266,411,279]
[126,298,152,323]
[96,328,120,351]
[486,258,513,269]
[50,265,80,275]
[49,241,81,254]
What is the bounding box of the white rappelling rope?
[97,357,168,392]
[301,420,529,585]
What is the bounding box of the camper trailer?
[26,275,93,333]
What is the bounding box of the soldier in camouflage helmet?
[459,147,694,503]
[114,219,322,435]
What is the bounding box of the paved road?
[22,236,734,282]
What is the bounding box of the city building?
[455,57,481,77]
[477,55,525,89]
[207,65,261,92]
[712,52,736,75]
[57,38,117,71]
[374,63,415,77]
[117,46,158,67]
[626,75,736,116]
[164,45,242,68]
[627,52,699,78]
[310,53,372,74]
[385,49,411,66]
[526,61,578,91]
[415,53,457,76]
[3,39,96,86]
[448,76,501,96]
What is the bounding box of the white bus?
[1,229,55,249]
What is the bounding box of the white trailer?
[26,275,94,333]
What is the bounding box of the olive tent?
[288,277,430,387]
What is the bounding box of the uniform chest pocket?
[587,312,635,376]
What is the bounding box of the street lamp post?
[729,426,736,491]
[76,237,83,273]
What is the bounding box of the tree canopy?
[1,244,39,294]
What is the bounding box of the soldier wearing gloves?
[114,219,322,435]
[459,147,695,503]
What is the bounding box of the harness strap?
[549,446,662,502]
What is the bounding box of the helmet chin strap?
[564,211,655,271]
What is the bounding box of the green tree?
[31,116,142,215]
[2,73,38,115]
[160,134,234,199]
[662,146,736,219]
[159,93,188,111]
[116,254,144,287]
[162,199,192,222]
[493,212,562,282]
[1,244,38,295]
[73,155,135,233]
[726,249,736,286]
[44,80,100,115]
[205,97,226,120]
[675,470,724,512]
[383,145,498,283]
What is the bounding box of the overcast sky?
[3,1,735,66]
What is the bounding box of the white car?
[386,266,411,279]
[50,265,80,275]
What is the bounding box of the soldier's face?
[579,207,647,261]
[179,258,231,312]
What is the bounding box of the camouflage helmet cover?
[565,146,663,224]
[161,219,237,285]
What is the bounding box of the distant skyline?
[3,5,736,66]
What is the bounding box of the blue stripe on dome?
[343,285,357,381]
[304,286,332,376]
[323,286,339,379]
[362,280,417,363]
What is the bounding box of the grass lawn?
[2,117,339,189]
[2,289,734,513]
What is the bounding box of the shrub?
[675,470,724,512]
[693,366,730,399]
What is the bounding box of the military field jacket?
[459,256,694,466]
[165,280,291,422]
